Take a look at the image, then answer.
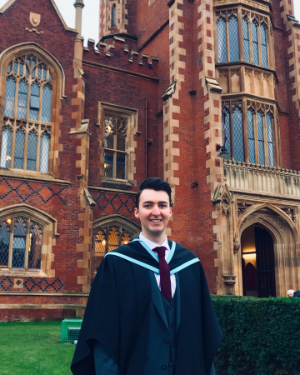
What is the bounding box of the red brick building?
[0,0,300,321]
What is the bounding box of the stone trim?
[0,304,85,309]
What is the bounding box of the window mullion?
[257,22,262,66]
[23,122,29,170]
[249,19,253,63]
[36,124,41,172]
[253,111,259,164]
[24,219,30,270]
[8,218,14,269]
[226,14,230,62]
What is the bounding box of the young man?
[71,177,222,375]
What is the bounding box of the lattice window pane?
[39,133,50,173]
[49,73,52,82]
[116,153,126,179]
[247,109,255,163]
[4,78,16,117]
[222,108,231,157]
[13,61,18,74]
[12,218,27,269]
[257,112,265,165]
[266,113,274,167]
[42,85,52,123]
[27,131,38,171]
[38,67,42,79]
[19,62,24,76]
[0,222,10,268]
[252,22,259,65]
[112,4,117,26]
[28,222,42,269]
[43,68,47,80]
[261,24,268,68]
[217,18,227,63]
[1,128,13,168]
[243,19,250,63]
[17,80,28,119]
[14,129,25,169]
[232,108,244,162]
[108,227,119,252]
[229,17,239,62]
[7,63,11,74]
[29,83,40,121]
[104,151,114,178]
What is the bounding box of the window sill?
[0,169,71,185]
[102,178,134,187]
[0,269,47,278]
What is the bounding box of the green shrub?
[212,296,300,375]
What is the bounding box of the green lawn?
[0,321,76,375]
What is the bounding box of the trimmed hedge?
[212,296,300,375]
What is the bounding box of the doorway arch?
[241,224,276,297]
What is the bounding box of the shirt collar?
[139,232,170,251]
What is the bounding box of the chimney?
[74,0,85,36]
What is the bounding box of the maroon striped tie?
[153,246,172,302]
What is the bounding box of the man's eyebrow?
[142,200,168,204]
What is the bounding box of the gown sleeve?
[71,256,120,375]
[94,341,119,375]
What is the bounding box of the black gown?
[71,240,222,375]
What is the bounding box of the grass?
[0,321,76,375]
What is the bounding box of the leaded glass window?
[252,22,259,65]
[112,4,116,27]
[222,108,231,155]
[232,107,244,162]
[243,19,250,63]
[93,224,136,275]
[261,24,268,68]
[257,112,265,165]
[217,18,227,63]
[1,55,53,173]
[104,114,127,180]
[0,216,43,270]
[266,113,274,167]
[247,109,255,163]
[229,16,239,62]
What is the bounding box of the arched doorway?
[241,225,276,297]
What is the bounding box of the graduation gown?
[71,240,222,375]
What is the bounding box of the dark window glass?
[243,19,250,63]
[261,24,268,67]
[17,80,28,119]
[27,131,37,171]
[4,78,16,117]
[14,129,25,169]
[257,112,265,165]
[217,18,227,63]
[0,128,13,168]
[266,113,274,167]
[0,222,10,268]
[252,22,259,65]
[232,108,244,162]
[222,108,231,157]
[29,83,40,121]
[112,4,117,27]
[42,85,52,123]
[12,218,26,269]
[104,151,114,178]
[247,109,255,163]
[229,17,239,62]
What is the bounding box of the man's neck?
[141,231,166,245]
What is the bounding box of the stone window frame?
[91,214,140,277]
[0,204,59,278]
[222,98,279,167]
[97,102,138,186]
[0,43,66,180]
[215,7,274,70]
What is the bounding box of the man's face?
[134,189,172,239]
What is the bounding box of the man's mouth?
[149,219,162,223]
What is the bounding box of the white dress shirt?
[139,233,176,297]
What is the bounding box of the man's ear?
[134,207,139,219]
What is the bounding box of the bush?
[212,296,300,375]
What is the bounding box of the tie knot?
[153,246,167,259]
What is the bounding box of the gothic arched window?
[260,24,268,68]
[1,55,53,173]
[217,17,227,63]
[229,16,239,62]
[0,216,43,270]
[111,4,117,27]
[243,18,250,63]
[252,22,259,65]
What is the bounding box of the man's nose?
[152,205,160,215]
